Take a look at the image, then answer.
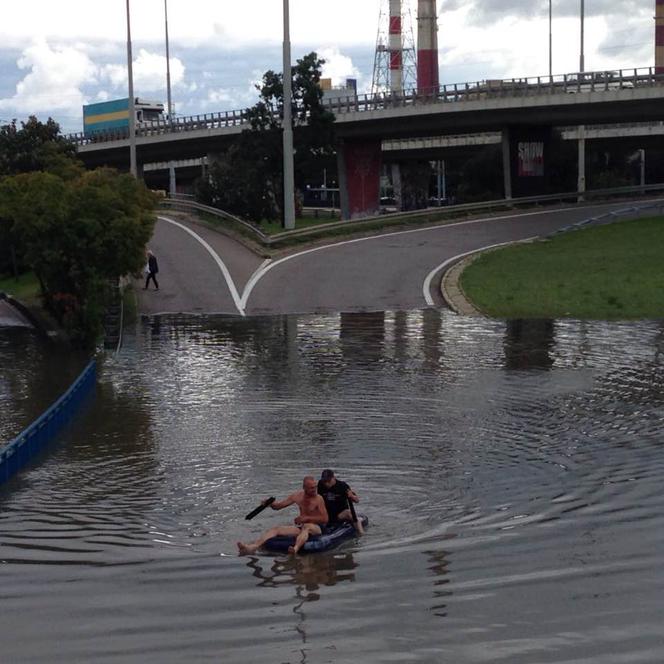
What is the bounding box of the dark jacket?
[148,255,159,274]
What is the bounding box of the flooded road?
[1,312,663,663]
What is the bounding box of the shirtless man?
[237,476,329,555]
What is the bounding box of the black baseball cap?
[320,469,335,480]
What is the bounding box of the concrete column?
[501,128,512,200]
[577,125,586,201]
[337,141,350,220]
[337,139,382,220]
[391,163,403,211]
[168,161,176,197]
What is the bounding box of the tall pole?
[282,0,295,230]
[126,0,137,177]
[389,0,403,93]
[416,0,439,95]
[164,0,173,120]
[578,0,586,200]
[548,0,553,78]
[579,0,585,73]
[656,0,664,74]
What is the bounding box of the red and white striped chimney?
[657,0,664,74]
[389,0,403,92]
[417,0,439,95]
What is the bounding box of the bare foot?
[288,545,298,555]
[237,541,256,555]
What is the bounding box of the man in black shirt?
[317,469,364,535]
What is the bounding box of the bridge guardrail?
[158,183,664,249]
[159,198,270,243]
[67,67,664,147]
[1,360,96,485]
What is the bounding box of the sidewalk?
[0,298,33,327]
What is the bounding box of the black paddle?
[347,491,361,533]
[245,496,275,520]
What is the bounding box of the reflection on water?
[504,319,556,370]
[1,312,664,663]
[245,552,360,664]
[0,328,88,444]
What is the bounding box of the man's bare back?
[237,476,329,555]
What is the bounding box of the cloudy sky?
[0,0,655,134]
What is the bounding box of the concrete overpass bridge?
[71,67,664,218]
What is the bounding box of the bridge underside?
[77,88,664,219]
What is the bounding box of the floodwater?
[1,311,663,663]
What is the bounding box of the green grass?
[0,272,41,303]
[260,212,340,235]
[460,216,664,319]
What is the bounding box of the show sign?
[509,127,552,196]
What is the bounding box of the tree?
[0,169,156,345]
[0,117,83,276]
[196,52,336,223]
[0,116,80,178]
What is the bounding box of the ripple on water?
[1,313,664,662]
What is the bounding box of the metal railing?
[160,198,270,243]
[67,67,662,147]
[158,183,664,248]
[1,360,96,485]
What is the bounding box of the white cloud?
[0,40,96,115]
[0,0,383,49]
[100,48,185,93]
[319,47,362,87]
[206,88,234,105]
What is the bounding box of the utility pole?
[164,0,176,196]
[164,0,173,120]
[126,0,137,177]
[282,0,295,230]
[549,0,553,77]
[579,0,585,73]
[577,0,586,200]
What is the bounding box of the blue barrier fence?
[0,360,96,486]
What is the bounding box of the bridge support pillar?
[391,163,403,211]
[505,126,552,199]
[577,125,586,201]
[501,128,512,200]
[337,139,382,220]
[169,161,177,197]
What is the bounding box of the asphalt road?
[0,300,31,327]
[137,200,664,317]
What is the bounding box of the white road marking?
[239,204,599,312]
[159,216,245,316]
[165,198,664,315]
[422,238,538,306]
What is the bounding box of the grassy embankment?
[0,272,40,304]
[460,216,664,319]
[260,212,340,235]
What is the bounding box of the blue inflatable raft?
[262,515,368,553]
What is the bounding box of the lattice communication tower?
[372,0,417,96]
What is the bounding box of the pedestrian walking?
[144,249,159,290]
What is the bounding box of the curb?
[0,292,63,343]
[439,256,485,316]
[440,238,538,317]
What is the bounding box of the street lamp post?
[126,0,137,177]
[577,0,586,199]
[282,0,296,230]
[164,0,176,196]
[164,0,173,120]
[580,0,585,73]
[548,0,552,78]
